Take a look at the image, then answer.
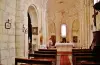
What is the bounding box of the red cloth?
[60,52,71,65]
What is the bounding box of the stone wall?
[15,0,48,58]
[0,0,48,65]
[0,0,16,65]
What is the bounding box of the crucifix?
[5,19,11,29]
[92,9,98,28]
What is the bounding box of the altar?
[55,43,74,52]
[55,43,74,65]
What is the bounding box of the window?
[61,24,66,38]
[94,0,100,4]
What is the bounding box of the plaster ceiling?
[47,0,79,13]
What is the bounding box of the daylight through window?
[61,24,66,38]
[94,0,100,4]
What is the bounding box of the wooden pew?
[37,49,57,59]
[72,49,92,53]
[29,53,56,59]
[72,49,100,65]
[77,61,100,65]
[72,49,93,65]
[74,56,94,65]
[38,49,57,65]
[38,49,57,52]
[34,51,57,54]
[15,58,52,65]
[28,53,56,65]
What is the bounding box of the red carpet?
[58,52,71,65]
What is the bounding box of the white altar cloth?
[55,43,74,52]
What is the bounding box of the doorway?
[28,13,32,53]
[28,5,38,53]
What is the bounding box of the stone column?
[15,0,25,58]
[84,0,91,49]
[42,0,49,44]
[79,0,91,49]
[79,0,85,48]
[0,0,16,64]
[42,9,47,44]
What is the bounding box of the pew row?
[28,53,56,59]
[34,51,57,54]
[72,49,92,53]
[77,61,100,65]
[15,58,52,65]
[74,56,94,65]
[38,49,57,52]
[72,49,100,65]
[28,53,56,65]
[37,49,57,65]
[72,49,93,65]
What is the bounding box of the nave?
[0,0,100,65]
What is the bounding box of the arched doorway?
[28,5,38,53]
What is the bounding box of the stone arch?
[29,4,39,19]
[27,4,38,52]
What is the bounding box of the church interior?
[0,0,100,65]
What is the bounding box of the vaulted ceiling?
[47,0,80,13]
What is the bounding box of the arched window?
[94,0,100,4]
[61,24,66,38]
